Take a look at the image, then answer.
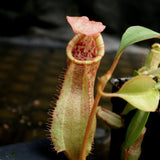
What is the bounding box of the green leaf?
[114,75,159,112]
[124,110,149,149]
[116,26,160,57]
[121,103,136,115]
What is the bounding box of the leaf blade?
[115,75,159,111]
[124,110,149,149]
[116,26,160,57]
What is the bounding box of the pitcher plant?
[50,16,160,160]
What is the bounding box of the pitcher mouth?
[66,33,105,65]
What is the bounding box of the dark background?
[0,0,160,37]
[0,0,159,150]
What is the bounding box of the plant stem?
[79,55,121,160]
[79,93,101,160]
